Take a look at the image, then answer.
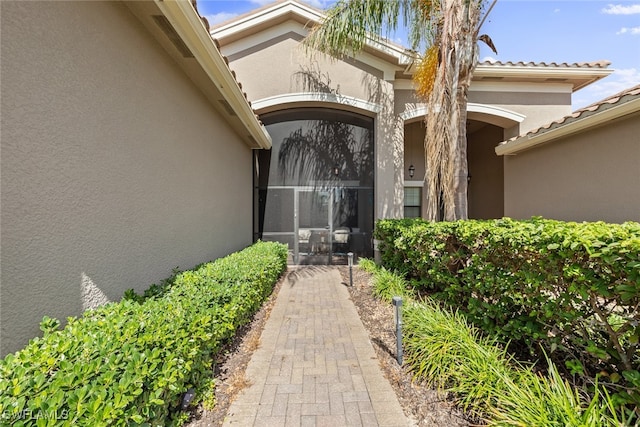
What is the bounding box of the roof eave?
[211,0,413,67]
[474,64,613,92]
[127,0,271,149]
[495,97,640,156]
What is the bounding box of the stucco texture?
[503,115,640,223]
[227,33,383,104]
[1,1,253,355]
[468,90,572,136]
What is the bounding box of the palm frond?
[478,34,497,54]
[302,0,492,221]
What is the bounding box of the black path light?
[392,296,403,365]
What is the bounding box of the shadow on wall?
[363,73,403,219]
[293,62,340,95]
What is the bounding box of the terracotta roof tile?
[479,60,611,68]
[502,83,640,143]
[191,0,262,116]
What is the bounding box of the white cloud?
[616,26,640,35]
[601,4,640,15]
[573,68,640,109]
[205,12,239,26]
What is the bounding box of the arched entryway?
[254,107,375,265]
[401,103,524,219]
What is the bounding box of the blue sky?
[198,0,640,110]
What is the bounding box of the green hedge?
[363,259,623,425]
[374,217,640,415]
[0,241,288,426]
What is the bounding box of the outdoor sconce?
[408,164,415,179]
[333,164,340,177]
[467,174,472,183]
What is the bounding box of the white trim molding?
[403,180,424,186]
[252,92,382,115]
[400,103,526,128]
[211,0,413,67]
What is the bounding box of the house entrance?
[254,108,374,265]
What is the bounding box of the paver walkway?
[223,266,410,427]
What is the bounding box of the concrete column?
[374,80,404,220]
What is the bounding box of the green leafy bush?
[363,261,621,425]
[374,217,640,418]
[0,241,287,426]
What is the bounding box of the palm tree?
[304,0,497,221]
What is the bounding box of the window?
[404,187,421,218]
[255,108,375,264]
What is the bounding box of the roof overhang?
[211,0,413,68]
[496,96,640,156]
[124,0,271,149]
[473,62,613,93]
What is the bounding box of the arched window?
[254,108,374,265]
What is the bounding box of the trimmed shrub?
[364,261,621,425]
[374,217,640,418]
[0,241,287,426]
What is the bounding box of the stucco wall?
[468,125,504,219]
[503,115,640,223]
[225,32,383,104]
[404,121,505,219]
[404,121,427,182]
[1,1,253,355]
[469,89,572,136]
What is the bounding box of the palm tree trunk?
[453,90,469,220]
[453,1,481,221]
[424,0,479,221]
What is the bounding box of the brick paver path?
[223,266,410,427]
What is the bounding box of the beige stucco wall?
[404,121,427,182]
[469,88,572,135]
[221,26,404,220]
[226,34,385,103]
[1,1,253,356]
[503,115,640,223]
[468,125,504,219]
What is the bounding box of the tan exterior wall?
[394,89,420,115]
[404,121,426,182]
[225,32,384,104]
[503,115,640,223]
[469,88,572,134]
[1,1,253,355]
[468,125,504,219]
